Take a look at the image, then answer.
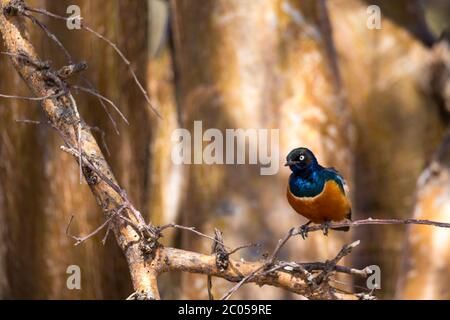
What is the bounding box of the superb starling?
[285,147,352,237]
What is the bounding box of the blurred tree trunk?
[0,0,46,298]
[146,0,182,299]
[397,41,450,299]
[398,129,450,299]
[328,0,446,298]
[171,0,353,299]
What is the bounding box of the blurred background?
[0,0,449,299]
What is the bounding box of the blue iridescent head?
[285,147,319,175]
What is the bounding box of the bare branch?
[72,85,129,125]
[267,227,296,265]
[66,206,124,246]
[89,125,111,157]
[297,218,450,237]
[79,76,120,136]
[22,11,72,63]
[15,119,42,125]
[227,243,259,256]
[156,246,359,300]
[158,223,230,249]
[221,227,298,300]
[0,91,63,101]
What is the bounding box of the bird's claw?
[299,224,309,240]
[320,221,331,236]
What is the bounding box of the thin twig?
[221,227,297,300]
[158,223,230,249]
[101,224,112,245]
[89,125,111,157]
[22,11,72,63]
[221,264,265,300]
[80,76,120,135]
[294,262,371,278]
[24,6,161,118]
[66,207,123,246]
[314,240,360,284]
[207,229,224,300]
[1,50,49,68]
[117,215,144,237]
[297,218,450,236]
[125,292,139,300]
[67,93,83,183]
[0,91,63,101]
[228,243,259,256]
[15,119,42,125]
[72,85,129,125]
[60,144,144,224]
[267,227,295,265]
[61,146,123,197]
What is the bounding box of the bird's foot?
[320,220,331,236]
[299,221,312,240]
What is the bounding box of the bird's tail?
[331,225,350,232]
[332,211,352,232]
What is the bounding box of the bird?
[285,147,351,237]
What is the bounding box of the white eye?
[299,155,305,161]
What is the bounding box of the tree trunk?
[397,40,450,300]
[328,0,446,298]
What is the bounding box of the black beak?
[284,160,298,166]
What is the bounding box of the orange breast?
[287,180,351,223]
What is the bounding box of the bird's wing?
[325,167,349,195]
[325,167,352,220]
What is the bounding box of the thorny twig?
[66,205,125,246]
